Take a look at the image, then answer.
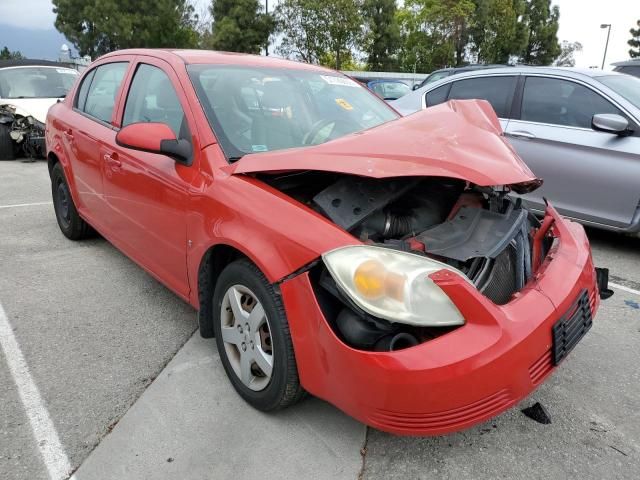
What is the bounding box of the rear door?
[424,74,519,130]
[103,57,197,298]
[64,60,130,228]
[505,75,640,228]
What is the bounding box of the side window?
[447,76,517,118]
[75,69,96,111]
[425,84,451,107]
[521,77,622,128]
[123,64,188,139]
[82,62,128,123]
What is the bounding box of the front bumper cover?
[280,205,599,436]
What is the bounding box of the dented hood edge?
[228,99,541,193]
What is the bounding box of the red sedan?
[45,49,608,436]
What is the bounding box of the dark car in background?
[612,59,640,78]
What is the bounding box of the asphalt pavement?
[1,159,639,480]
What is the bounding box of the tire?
[51,162,91,240]
[0,123,15,160]
[213,259,304,411]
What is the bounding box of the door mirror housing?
[591,113,632,136]
[115,122,193,165]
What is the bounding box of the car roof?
[612,59,640,67]
[0,59,76,69]
[432,65,625,81]
[99,49,338,74]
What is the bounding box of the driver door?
[103,58,197,298]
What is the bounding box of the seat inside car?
[250,80,303,151]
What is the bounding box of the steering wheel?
[303,117,351,146]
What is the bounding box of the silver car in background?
[392,67,640,234]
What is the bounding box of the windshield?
[187,65,398,159]
[598,74,640,109]
[0,67,79,99]
[370,81,410,100]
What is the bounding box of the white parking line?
[0,302,72,480]
[610,282,640,297]
[0,201,53,209]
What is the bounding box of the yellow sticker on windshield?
[335,98,353,110]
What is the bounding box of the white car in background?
[0,60,79,160]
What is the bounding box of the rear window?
[448,76,517,118]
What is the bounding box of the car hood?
[230,99,540,191]
[0,98,57,123]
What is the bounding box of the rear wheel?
[0,124,15,160]
[51,163,91,240]
[213,259,304,411]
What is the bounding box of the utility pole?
[601,24,611,70]
[265,0,269,56]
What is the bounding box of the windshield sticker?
[57,69,79,75]
[321,75,359,88]
[251,145,268,152]
[335,98,353,110]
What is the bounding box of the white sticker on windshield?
[320,75,359,88]
[57,69,79,75]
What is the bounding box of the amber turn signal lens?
[353,259,386,299]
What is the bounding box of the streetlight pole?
[265,0,269,56]
[601,24,611,70]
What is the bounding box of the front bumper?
[280,206,599,436]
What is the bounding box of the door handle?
[508,130,536,140]
[104,153,122,168]
[63,129,74,141]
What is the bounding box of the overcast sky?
[1,0,639,69]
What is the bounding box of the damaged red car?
[46,50,611,436]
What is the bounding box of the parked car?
[46,50,607,436]
[0,59,79,159]
[413,64,507,90]
[361,79,411,100]
[612,59,640,78]
[393,66,640,235]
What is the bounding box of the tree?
[629,20,640,58]
[203,0,274,54]
[362,0,401,71]
[521,0,560,65]
[276,0,363,70]
[554,41,582,67]
[470,0,529,64]
[0,46,24,60]
[398,0,475,73]
[52,0,200,58]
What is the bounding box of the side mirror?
[412,84,420,90]
[115,122,193,165]
[592,113,632,136]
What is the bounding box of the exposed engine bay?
[0,104,46,160]
[261,171,552,352]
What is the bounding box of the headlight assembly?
[322,245,468,327]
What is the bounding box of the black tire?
[51,162,91,240]
[0,123,15,160]
[213,259,304,411]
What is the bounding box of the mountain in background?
[0,25,78,60]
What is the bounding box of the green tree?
[398,0,475,73]
[629,20,640,58]
[203,0,274,54]
[362,0,401,71]
[0,46,24,60]
[276,0,363,70]
[470,0,529,64]
[52,0,199,58]
[554,40,582,67]
[521,0,560,65]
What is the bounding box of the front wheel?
[212,259,304,411]
[51,163,92,240]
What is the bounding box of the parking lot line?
[0,302,72,480]
[609,282,640,297]
[0,201,53,209]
